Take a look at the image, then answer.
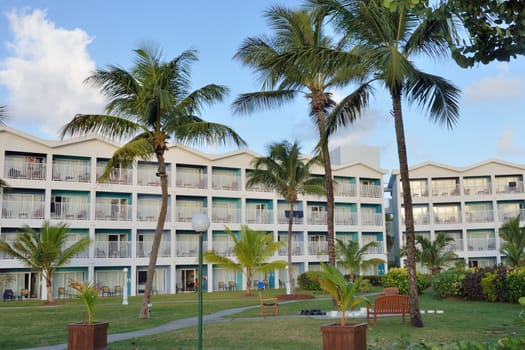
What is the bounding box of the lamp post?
[191,213,210,350]
[122,268,128,305]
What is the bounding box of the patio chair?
[114,285,122,296]
[259,292,278,317]
[58,287,66,298]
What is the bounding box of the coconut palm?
[247,141,325,294]
[204,226,287,295]
[61,45,246,318]
[308,0,461,327]
[232,6,371,268]
[0,221,90,303]
[400,233,458,274]
[499,216,525,267]
[335,238,384,282]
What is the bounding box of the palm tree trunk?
[46,275,54,303]
[391,91,423,327]
[139,153,169,319]
[287,203,295,295]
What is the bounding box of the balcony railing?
[432,185,460,197]
[137,172,170,187]
[278,211,304,224]
[361,212,383,226]
[364,241,385,254]
[308,212,327,225]
[335,182,357,197]
[95,202,131,221]
[137,203,171,221]
[463,185,491,196]
[96,166,132,185]
[464,209,494,224]
[246,182,273,192]
[2,199,45,219]
[278,242,304,256]
[176,240,208,257]
[246,209,273,224]
[499,209,525,222]
[211,207,241,223]
[211,241,235,256]
[467,237,497,252]
[94,241,131,258]
[212,174,241,191]
[402,214,430,225]
[176,172,207,189]
[4,159,46,180]
[308,241,328,255]
[434,214,461,224]
[360,184,382,198]
[136,240,171,258]
[176,206,207,222]
[334,211,358,225]
[50,202,89,220]
[442,239,465,253]
[52,162,90,182]
[495,181,524,194]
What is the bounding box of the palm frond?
[231,90,297,115]
[60,114,142,141]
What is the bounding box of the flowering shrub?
[382,267,429,294]
[431,269,465,299]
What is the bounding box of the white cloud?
[464,64,525,103]
[496,128,525,157]
[0,9,105,138]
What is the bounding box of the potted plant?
[308,262,370,350]
[67,280,109,350]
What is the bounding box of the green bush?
[481,272,498,302]
[297,272,320,291]
[357,278,372,293]
[364,275,384,286]
[431,269,465,299]
[506,267,525,303]
[382,268,429,294]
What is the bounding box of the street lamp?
[122,268,128,305]
[191,213,210,350]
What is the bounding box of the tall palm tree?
[0,105,8,189]
[247,141,325,294]
[0,221,90,303]
[61,45,246,318]
[309,0,461,327]
[335,238,384,281]
[204,226,287,295]
[400,233,458,274]
[232,6,371,268]
[499,216,525,267]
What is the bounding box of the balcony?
[360,184,382,198]
[176,206,207,223]
[278,210,304,225]
[95,202,132,221]
[363,241,385,255]
[308,240,328,255]
[94,241,131,258]
[465,209,494,224]
[211,241,235,256]
[211,207,241,224]
[176,171,207,189]
[308,212,327,225]
[50,202,89,220]
[402,214,430,226]
[246,182,273,192]
[96,166,132,185]
[434,214,461,225]
[176,239,208,257]
[212,174,241,191]
[442,239,465,253]
[4,158,46,181]
[2,199,45,220]
[432,185,460,197]
[246,208,273,224]
[278,242,304,256]
[496,181,524,194]
[463,185,491,196]
[361,212,383,226]
[136,240,171,258]
[334,211,358,225]
[335,182,357,197]
[52,162,90,183]
[137,203,171,222]
[467,238,496,252]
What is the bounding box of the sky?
[0,0,524,174]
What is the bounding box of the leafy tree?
[449,0,525,67]
[499,216,525,267]
[204,226,286,295]
[309,0,461,327]
[247,141,325,294]
[0,221,90,303]
[335,238,384,281]
[400,233,458,274]
[232,6,371,268]
[61,45,246,318]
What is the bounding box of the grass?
[1,289,524,349]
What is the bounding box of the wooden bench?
[367,294,409,325]
[259,293,278,317]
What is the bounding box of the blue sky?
[0,0,524,173]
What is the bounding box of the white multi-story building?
[388,160,525,271]
[0,126,388,299]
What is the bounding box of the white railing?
[308,240,328,255]
[499,209,525,222]
[176,172,207,189]
[364,241,385,254]
[361,212,383,226]
[95,202,132,221]
[136,240,171,258]
[467,237,497,252]
[278,211,304,224]
[176,206,207,222]
[465,209,494,224]
[463,185,491,196]
[278,241,304,256]
[211,241,235,256]
[96,165,132,185]
[212,174,241,191]
[246,182,273,192]
[52,162,90,182]
[434,215,461,224]
[4,158,46,180]
[360,184,382,198]
[307,212,327,225]
[137,203,171,221]
[94,241,132,258]
[245,209,273,224]
[176,240,208,257]
[51,202,89,220]
[495,181,524,194]
[335,182,357,197]
[2,199,45,219]
[442,239,465,253]
[402,214,430,225]
[432,184,460,197]
[211,207,241,223]
[334,210,358,225]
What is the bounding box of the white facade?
[388,160,525,271]
[0,126,388,299]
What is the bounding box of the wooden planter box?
[320,322,367,350]
[67,322,109,350]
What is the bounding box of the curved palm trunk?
[139,153,169,319]
[45,273,54,303]
[287,202,296,295]
[391,91,423,327]
[246,267,253,296]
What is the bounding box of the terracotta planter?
[320,322,367,350]
[67,322,109,350]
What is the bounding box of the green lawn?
[1,289,524,349]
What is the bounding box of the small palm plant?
[308,262,370,326]
[70,280,99,324]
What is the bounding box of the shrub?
[463,268,490,301]
[382,268,429,294]
[431,269,465,299]
[297,272,320,291]
[480,272,498,302]
[357,278,372,293]
[364,275,383,286]
[506,267,525,303]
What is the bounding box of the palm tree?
[0,105,8,189]
[232,6,371,268]
[204,226,287,295]
[400,233,458,274]
[335,238,384,282]
[246,141,325,294]
[499,216,525,267]
[61,45,246,318]
[0,221,90,303]
[309,0,461,327]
